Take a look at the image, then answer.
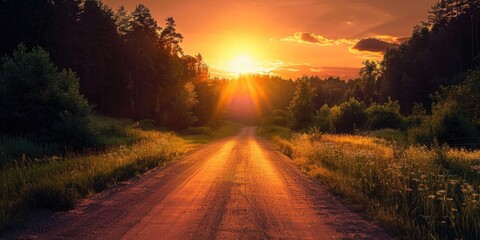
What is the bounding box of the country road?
[6,127,391,240]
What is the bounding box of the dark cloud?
[353,38,399,53]
[300,32,320,43]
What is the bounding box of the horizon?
[103,0,437,79]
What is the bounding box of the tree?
[159,17,184,56]
[359,60,381,104]
[0,45,96,148]
[333,98,367,133]
[165,82,199,130]
[76,0,128,115]
[366,98,405,130]
[288,77,317,130]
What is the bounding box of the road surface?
[6,127,390,240]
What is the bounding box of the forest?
[256,0,480,148]
[2,0,479,150]
[0,0,225,149]
[1,0,480,238]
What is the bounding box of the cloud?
[281,32,354,46]
[352,38,399,53]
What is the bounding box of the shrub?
[0,45,97,149]
[313,104,331,132]
[366,98,405,130]
[332,98,367,133]
[262,109,293,127]
[408,103,478,147]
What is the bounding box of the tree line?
[259,0,480,147]
[0,0,223,132]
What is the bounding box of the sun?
[228,55,259,75]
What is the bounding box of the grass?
[0,114,139,165]
[0,116,243,231]
[257,123,293,140]
[271,132,480,239]
[182,121,244,144]
[367,128,408,144]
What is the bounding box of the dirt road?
[7,127,390,240]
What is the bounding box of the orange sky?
[103,0,437,79]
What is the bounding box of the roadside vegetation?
[0,115,242,230]
[269,132,480,239]
[0,25,242,231]
[255,2,480,238]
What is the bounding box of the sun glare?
[228,55,259,75]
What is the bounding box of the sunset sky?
[103,0,437,79]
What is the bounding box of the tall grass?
[272,133,480,239]
[0,117,243,230]
[0,129,194,230]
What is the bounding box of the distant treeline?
[254,0,480,147]
[0,0,223,130]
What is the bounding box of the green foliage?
[406,102,427,127]
[0,129,194,230]
[0,45,97,149]
[0,115,139,164]
[408,104,478,148]
[380,0,480,112]
[368,128,407,143]
[332,98,367,133]
[257,124,293,140]
[366,98,405,130]
[313,104,332,132]
[182,121,244,144]
[288,77,317,130]
[261,109,293,128]
[273,133,480,239]
[408,70,480,147]
[165,82,199,131]
[359,60,381,104]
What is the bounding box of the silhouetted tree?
[289,77,317,129]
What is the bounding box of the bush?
[408,103,478,147]
[184,126,212,135]
[262,109,293,127]
[366,99,405,130]
[0,45,97,149]
[313,104,331,132]
[332,98,367,133]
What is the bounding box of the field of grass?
[0,116,243,230]
[271,132,480,239]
